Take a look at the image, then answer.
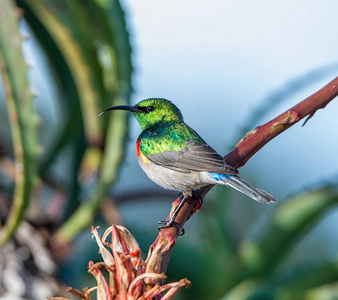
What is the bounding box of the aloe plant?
[0,0,133,246]
[0,0,39,247]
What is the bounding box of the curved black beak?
[98,105,139,116]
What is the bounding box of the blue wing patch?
[210,172,231,181]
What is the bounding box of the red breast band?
[136,139,141,157]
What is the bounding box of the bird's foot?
[158,219,185,236]
[158,194,190,236]
[193,190,203,205]
[191,190,203,214]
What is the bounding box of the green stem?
[57,107,128,241]
[23,0,103,145]
[56,0,133,242]
[0,0,39,247]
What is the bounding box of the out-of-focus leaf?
[0,0,39,246]
[20,0,105,145]
[221,279,262,300]
[237,188,338,278]
[258,189,338,274]
[15,0,133,240]
[301,282,338,300]
[55,0,133,241]
[228,257,338,300]
[16,0,85,182]
[272,257,338,300]
[215,187,338,298]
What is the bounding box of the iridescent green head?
[100,98,184,131]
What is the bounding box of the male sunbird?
[100,98,275,234]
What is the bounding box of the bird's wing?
[146,141,239,175]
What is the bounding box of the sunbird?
[101,98,275,234]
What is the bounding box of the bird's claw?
[192,190,203,205]
[158,219,185,236]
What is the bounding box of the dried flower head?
[49,224,190,300]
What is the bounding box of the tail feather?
[216,174,276,204]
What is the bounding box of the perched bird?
[100,98,275,234]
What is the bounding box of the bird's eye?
[146,106,155,113]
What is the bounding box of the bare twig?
[146,76,338,275]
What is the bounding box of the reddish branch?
[145,76,338,276]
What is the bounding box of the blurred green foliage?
[0,1,337,299]
[0,0,132,245]
[0,0,39,247]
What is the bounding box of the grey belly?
[137,157,212,196]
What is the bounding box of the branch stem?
[146,76,338,275]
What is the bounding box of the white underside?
[137,156,275,204]
[138,156,214,197]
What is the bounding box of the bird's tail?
[216,174,276,204]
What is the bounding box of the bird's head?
[100,98,184,131]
